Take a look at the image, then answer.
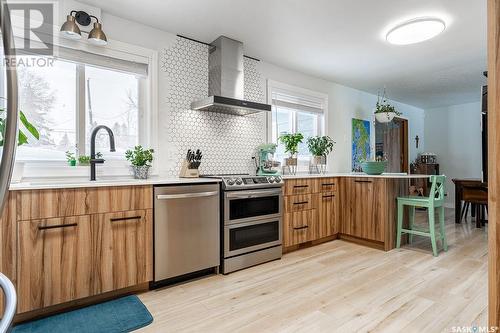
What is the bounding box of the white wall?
[83,7,427,176]
[259,62,426,173]
[424,102,482,206]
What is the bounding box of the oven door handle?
[226,189,282,199]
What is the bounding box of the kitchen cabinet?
[284,176,409,253]
[342,178,384,242]
[283,177,338,250]
[317,192,338,239]
[284,209,318,246]
[93,209,153,293]
[284,178,318,196]
[17,215,93,313]
[2,185,154,317]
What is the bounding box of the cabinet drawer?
[284,179,317,195]
[17,215,93,313]
[16,186,153,220]
[284,194,314,212]
[317,178,337,193]
[283,209,317,247]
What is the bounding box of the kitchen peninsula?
[281,173,430,252]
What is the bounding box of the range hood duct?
[190,36,271,116]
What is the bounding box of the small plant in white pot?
[307,136,335,173]
[0,109,40,182]
[374,89,401,123]
[279,133,303,174]
[125,145,154,179]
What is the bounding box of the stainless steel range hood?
[190,36,271,116]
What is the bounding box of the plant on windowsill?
[374,88,402,123]
[77,152,102,166]
[279,133,303,174]
[65,151,77,166]
[0,109,40,182]
[307,136,336,173]
[125,145,154,179]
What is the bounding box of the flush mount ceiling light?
[60,10,108,46]
[386,17,446,45]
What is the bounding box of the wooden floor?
[138,209,488,333]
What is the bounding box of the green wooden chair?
[396,175,448,256]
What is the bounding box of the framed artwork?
[352,118,371,171]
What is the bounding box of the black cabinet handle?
[322,183,335,186]
[38,223,77,230]
[354,180,372,183]
[293,201,309,205]
[110,216,142,223]
[322,195,335,198]
[293,185,309,188]
[293,225,309,230]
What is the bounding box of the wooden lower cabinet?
[284,209,318,247]
[341,178,385,242]
[317,192,338,238]
[17,216,93,313]
[16,208,153,313]
[283,177,338,249]
[93,209,153,293]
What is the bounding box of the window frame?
[266,80,328,168]
[12,34,159,178]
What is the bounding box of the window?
[15,49,148,163]
[269,83,327,168]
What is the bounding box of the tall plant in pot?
[374,88,402,123]
[125,145,154,179]
[307,136,335,173]
[0,109,40,182]
[279,133,303,174]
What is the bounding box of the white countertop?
[9,173,429,191]
[282,173,431,179]
[9,176,221,191]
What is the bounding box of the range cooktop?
[202,174,283,190]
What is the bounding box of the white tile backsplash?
[160,36,266,176]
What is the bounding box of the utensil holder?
[179,160,199,178]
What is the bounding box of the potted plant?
[77,153,102,166]
[0,109,40,182]
[279,133,304,167]
[307,136,336,166]
[125,145,154,179]
[374,88,402,123]
[65,151,76,166]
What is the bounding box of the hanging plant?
[374,88,402,123]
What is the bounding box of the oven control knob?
[268,177,274,183]
[235,178,243,185]
[275,176,282,183]
[227,178,235,186]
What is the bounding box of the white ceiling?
[80,0,487,109]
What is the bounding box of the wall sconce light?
[60,10,107,46]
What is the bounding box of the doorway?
[375,117,409,173]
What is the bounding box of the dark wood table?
[452,178,488,224]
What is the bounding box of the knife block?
[179,160,199,178]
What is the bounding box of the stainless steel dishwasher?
[153,183,220,283]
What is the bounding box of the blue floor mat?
[12,295,153,333]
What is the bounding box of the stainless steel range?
[204,174,283,274]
